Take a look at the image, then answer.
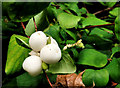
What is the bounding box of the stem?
[93,4,120,15]
[21,22,30,38]
[21,22,26,30]
[43,70,53,88]
[33,17,37,32]
[93,6,114,15]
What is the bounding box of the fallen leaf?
[66,73,77,87]
[55,70,86,88]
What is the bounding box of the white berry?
[47,37,58,46]
[29,31,47,51]
[40,44,61,64]
[22,55,42,76]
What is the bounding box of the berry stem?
[21,22,26,30]
[21,22,30,38]
[33,17,37,32]
[43,69,53,88]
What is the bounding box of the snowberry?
[47,37,58,46]
[22,55,42,76]
[29,31,47,51]
[40,44,61,64]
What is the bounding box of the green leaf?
[77,49,108,68]
[112,46,120,55]
[5,34,31,75]
[25,9,49,36]
[48,51,76,73]
[82,17,110,28]
[115,16,120,42]
[65,2,81,16]
[116,84,120,88]
[15,37,30,49]
[16,72,56,87]
[98,0,117,7]
[64,29,77,41]
[89,28,113,39]
[82,35,113,50]
[57,13,81,29]
[109,7,119,16]
[3,2,50,22]
[105,58,120,83]
[83,69,109,87]
[45,25,62,43]
[2,78,17,88]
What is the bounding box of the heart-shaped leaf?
[82,69,109,87]
[5,34,31,75]
[77,49,108,68]
[57,13,81,29]
[48,51,76,73]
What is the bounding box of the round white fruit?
[47,37,58,46]
[29,31,47,51]
[40,44,61,64]
[22,55,42,76]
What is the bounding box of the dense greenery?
[2,1,120,88]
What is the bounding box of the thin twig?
[21,22,26,30]
[33,17,37,32]
[43,69,53,88]
[93,7,114,15]
[21,22,30,38]
[83,2,89,13]
[93,4,120,15]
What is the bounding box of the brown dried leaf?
[66,73,77,87]
[55,70,86,88]
[74,72,85,88]
[55,75,67,87]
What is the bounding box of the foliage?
[2,1,120,88]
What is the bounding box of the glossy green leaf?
[48,51,76,73]
[83,69,109,87]
[77,49,108,68]
[45,25,62,43]
[115,16,120,42]
[3,2,50,22]
[82,17,110,28]
[89,28,113,39]
[25,10,49,36]
[112,46,120,55]
[109,7,119,16]
[57,13,81,29]
[65,2,81,16]
[82,35,113,50]
[64,29,77,41]
[105,58,120,83]
[5,34,31,75]
[16,72,56,87]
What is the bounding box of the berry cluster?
[22,31,61,76]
